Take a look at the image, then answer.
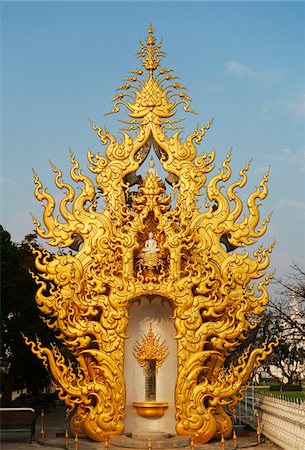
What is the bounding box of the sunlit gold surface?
[133,402,169,418]
[133,324,168,372]
[26,26,276,443]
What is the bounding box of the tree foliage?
[270,264,305,338]
[0,226,53,405]
[259,264,305,385]
[260,313,305,385]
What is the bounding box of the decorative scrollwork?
[27,25,275,444]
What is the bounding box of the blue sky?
[1,1,305,285]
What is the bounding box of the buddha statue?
[147,158,159,177]
[143,232,159,253]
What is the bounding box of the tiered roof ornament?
[105,23,197,130]
[26,26,276,444]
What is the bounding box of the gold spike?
[49,159,56,170]
[65,429,69,448]
[191,436,195,450]
[179,93,191,101]
[116,83,130,90]
[255,410,261,444]
[171,82,187,89]
[40,409,45,443]
[69,147,75,158]
[74,433,79,450]
[112,93,125,102]
[159,68,172,74]
[233,430,237,449]
[130,69,143,75]
[124,76,138,82]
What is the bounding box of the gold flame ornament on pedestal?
[133,324,168,373]
[26,25,277,444]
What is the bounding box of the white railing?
[235,387,256,427]
[237,389,305,450]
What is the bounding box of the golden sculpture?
[26,25,276,443]
[133,324,169,418]
[133,324,168,373]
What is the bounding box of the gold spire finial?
[138,23,164,77]
[106,25,197,125]
[147,23,155,46]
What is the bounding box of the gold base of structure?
[133,402,168,418]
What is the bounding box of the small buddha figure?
[147,158,159,177]
[143,232,159,253]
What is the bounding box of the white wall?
[123,295,178,434]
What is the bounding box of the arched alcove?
[124,296,177,434]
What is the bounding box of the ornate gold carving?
[26,25,276,444]
[105,24,196,128]
[133,324,168,372]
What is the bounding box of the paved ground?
[0,405,280,450]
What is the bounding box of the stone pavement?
[0,405,280,450]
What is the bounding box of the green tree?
[0,226,52,405]
[257,265,305,386]
[260,313,305,386]
[270,264,305,339]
